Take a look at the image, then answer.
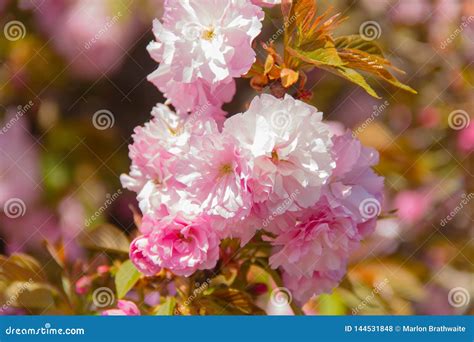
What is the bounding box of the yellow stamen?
[178,233,192,243]
[202,28,215,41]
[218,163,233,177]
[271,150,279,162]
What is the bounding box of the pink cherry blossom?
[122,94,384,283]
[130,235,162,276]
[147,0,263,117]
[148,0,263,84]
[133,213,220,277]
[269,197,360,278]
[224,94,335,214]
[121,104,222,219]
[269,131,384,301]
[325,131,384,238]
[102,300,140,316]
[120,103,190,193]
[174,132,253,237]
[149,72,236,123]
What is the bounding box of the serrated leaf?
[335,35,417,94]
[80,224,130,254]
[284,0,345,70]
[293,0,317,35]
[155,297,176,315]
[283,2,416,98]
[115,260,141,299]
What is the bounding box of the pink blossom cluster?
[121,93,384,302]
[120,0,384,303]
[147,0,264,126]
[270,131,384,303]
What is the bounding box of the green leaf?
[115,260,141,299]
[155,297,176,315]
[80,224,130,254]
[330,66,380,98]
[287,44,344,67]
[334,35,417,95]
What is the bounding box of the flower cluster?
[147,0,263,126]
[270,132,384,303]
[120,0,384,304]
[122,93,384,302]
